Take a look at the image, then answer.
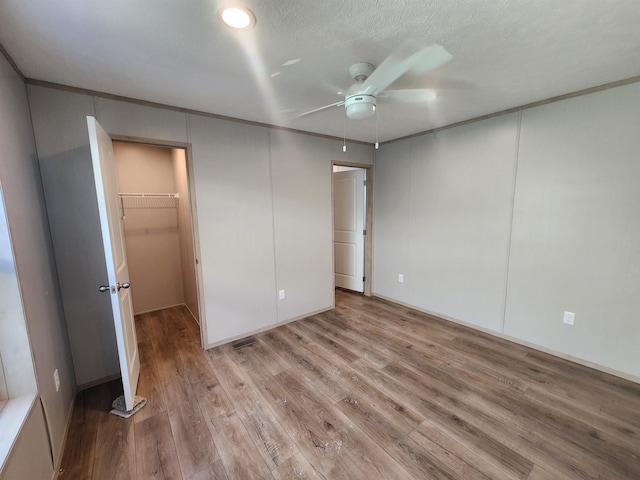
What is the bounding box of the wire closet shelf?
[118,193,179,209]
[117,193,180,228]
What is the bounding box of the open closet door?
[87,116,140,411]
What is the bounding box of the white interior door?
[87,116,140,411]
[334,168,365,292]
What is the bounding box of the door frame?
[331,161,374,297]
[111,134,207,348]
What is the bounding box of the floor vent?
[232,337,257,350]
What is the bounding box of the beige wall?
[0,54,74,477]
[113,142,176,191]
[113,142,185,314]
[374,82,640,380]
[172,148,199,322]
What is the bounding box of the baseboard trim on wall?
[203,306,334,351]
[182,303,199,325]
[133,303,187,316]
[373,293,640,385]
[76,373,121,392]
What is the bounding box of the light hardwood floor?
[57,290,640,479]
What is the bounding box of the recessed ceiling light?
[218,6,256,29]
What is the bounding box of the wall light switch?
[563,311,575,326]
[398,274,404,283]
[278,289,285,300]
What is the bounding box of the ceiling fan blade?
[296,100,345,118]
[361,44,452,96]
[408,45,453,76]
[378,89,436,103]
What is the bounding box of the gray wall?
[0,54,74,476]
[374,82,640,380]
[28,87,120,388]
[504,85,640,377]
[27,85,373,386]
[270,130,334,323]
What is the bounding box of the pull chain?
[343,118,347,153]
[375,113,379,150]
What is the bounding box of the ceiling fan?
[298,44,452,120]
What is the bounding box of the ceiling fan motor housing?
[345,94,377,119]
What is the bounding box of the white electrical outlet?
[563,311,575,326]
[398,274,404,283]
[278,289,285,300]
[53,369,60,392]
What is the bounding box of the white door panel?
[87,116,139,411]
[335,242,357,276]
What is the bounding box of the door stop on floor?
[110,395,147,418]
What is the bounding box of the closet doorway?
[112,141,201,332]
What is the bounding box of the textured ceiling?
[2,0,640,143]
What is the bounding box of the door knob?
[117,282,131,290]
[98,285,110,293]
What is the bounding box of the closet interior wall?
[172,148,198,322]
[113,142,196,318]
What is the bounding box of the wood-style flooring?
[57,290,640,479]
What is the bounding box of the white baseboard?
[133,303,186,316]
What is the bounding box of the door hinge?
[364,179,367,187]
[363,229,366,236]
[363,276,366,282]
